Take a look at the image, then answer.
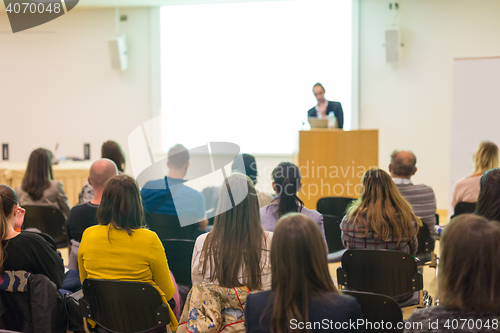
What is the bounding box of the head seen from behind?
[271,162,304,219]
[101,140,126,173]
[21,148,54,201]
[267,213,338,333]
[89,159,119,204]
[201,173,266,290]
[231,153,258,185]
[475,168,500,222]
[473,141,499,175]
[312,83,326,104]
[347,168,421,243]
[167,144,190,179]
[389,149,417,179]
[439,214,500,314]
[97,175,144,236]
[0,185,19,271]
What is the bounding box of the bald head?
[390,150,417,178]
[89,158,118,190]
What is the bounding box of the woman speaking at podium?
[307,83,344,129]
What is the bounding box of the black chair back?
[161,239,195,286]
[146,213,199,240]
[337,250,423,297]
[343,290,403,333]
[80,279,170,333]
[453,201,477,217]
[416,222,434,256]
[21,205,68,248]
[317,197,354,253]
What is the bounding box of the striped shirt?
[340,213,418,255]
[393,178,437,241]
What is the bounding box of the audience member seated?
[245,213,363,333]
[389,150,437,246]
[260,162,325,240]
[231,153,273,207]
[66,159,118,270]
[340,168,422,255]
[16,148,70,217]
[451,141,499,210]
[191,173,273,290]
[78,175,179,330]
[405,214,500,332]
[141,144,208,236]
[0,184,80,293]
[79,140,126,204]
[474,168,500,221]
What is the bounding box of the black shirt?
[66,202,99,242]
[245,290,364,333]
[2,231,65,288]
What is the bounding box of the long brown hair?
[439,214,500,314]
[473,141,499,175]
[0,185,18,272]
[102,140,126,173]
[201,173,268,290]
[21,148,54,201]
[346,168,421,244]
[97,175,144,236]
[265,213,338,333]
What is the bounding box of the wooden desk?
[298,129,379,209]
[0,161,92,207]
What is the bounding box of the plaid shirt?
[340,214,418,255]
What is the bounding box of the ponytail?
[0,185,18,272]
[270,162,304,219]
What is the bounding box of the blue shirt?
[141,176,206,227]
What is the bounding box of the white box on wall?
[109,35,128,71]
[385,27,400,64]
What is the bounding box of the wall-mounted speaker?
[109,35,128,71]
[385,27,401,64]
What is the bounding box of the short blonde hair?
[473,141,499,174]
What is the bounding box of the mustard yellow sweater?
[78,225,179,330]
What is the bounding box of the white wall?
[359,0,500,210]
[0,7,156,174]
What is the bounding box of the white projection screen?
[449,56,500,211]
[159,0,354,155]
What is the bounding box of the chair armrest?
[80,298,91,319]
[336,267,348,287]
[411,272,424,292]
[155,303,171,326]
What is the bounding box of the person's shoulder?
[81,224,105,237]
[299,207,323,221]
[70,202,96,213]
[247,290,272,304]
[194,232,210,247]
[16,231,49,243]
[50,180,63,189]
[142,178,166,190]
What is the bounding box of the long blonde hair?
[473,141,499,175]
[346,168,421,244]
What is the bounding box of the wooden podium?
[298,129,378,209]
